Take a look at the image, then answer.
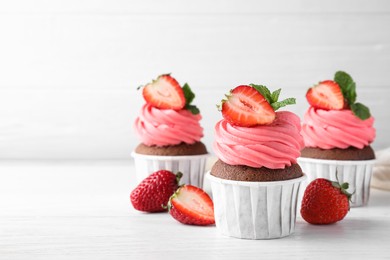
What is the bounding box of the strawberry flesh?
[142,74,186,110]
[222,85,275,126]
[306,80,344,110]
[169,185,215,226]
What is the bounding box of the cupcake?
[299,71,376,207]
[207,85,306,239]
[132,74,208,187]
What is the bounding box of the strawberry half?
[130,170,182,213]
[142,74,186,110]
[306,80,345,110]
[167,185,215,226]
[221,85,276,126]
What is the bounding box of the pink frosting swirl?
[301,107,375,149]
[213,111,304,169]
[134,103,204,146]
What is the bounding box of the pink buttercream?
[301,107,375,149]
[134,103,204,146]
[213,111,304,169]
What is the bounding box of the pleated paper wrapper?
[131,152,209,188]
[207,172,306,240]
[298,157,376,207]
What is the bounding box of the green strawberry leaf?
[350,102,371,120]
[271,98,296,111]
[332,173,353,201]
[334,71,357,104]
[250,84,272,104]
[185,104,200,115]
[182,83,195,105]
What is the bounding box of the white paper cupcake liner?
[131,152,209,188]
[207,172,306,240]
[297,157,376,207]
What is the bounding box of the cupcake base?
[207,172,306,240]
[135,142,208,156]
[297,157,376,207]
[131,152,209,188]
[300,146,375,161]
[211,159,303,181]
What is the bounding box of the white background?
[1,0,389,159]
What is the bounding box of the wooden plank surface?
[1,0,390,14]
[0,160,389,259]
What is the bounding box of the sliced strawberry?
[168,185,215,226]
[221,85,275,126]
[306,80,345,110]
[142,74,186,110]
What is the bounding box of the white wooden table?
[1,160,390,259]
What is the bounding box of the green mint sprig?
[182,83,200,115]
[249,84,296,111]
[334,71,371,120]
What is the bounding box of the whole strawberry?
[130,170,182,212]
[301,178,352,225]
[167,185,215,226]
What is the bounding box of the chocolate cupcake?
[207,84,306,239]
[132,74,209,187]
[299,71,376,207]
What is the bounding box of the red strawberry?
[167,185,215,226]
[142,74,186,110]
[221,85,276,126]
[130,170,182,212]
[306,80,345,110]
[301,178,351,225]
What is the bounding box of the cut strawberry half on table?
[142,74,186,110]
[167,185,215,226]
[221,85,276,126]
[306,80,345,110]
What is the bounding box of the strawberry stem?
[176,172,183,185]
[332,172,353,202]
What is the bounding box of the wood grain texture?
[0,160,390,259]
[1,0,390,14]
[0,1,389,158]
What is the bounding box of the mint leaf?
[350,102,371,120]
[249,84,296,111]
[182,83,195,105]
[335,71,372,120]
[185,104,200,115]
[271,98,296,111]
[182,83,200,114]
[334,71,356,104]
[271,89,281,103]
[250,84,272,104]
